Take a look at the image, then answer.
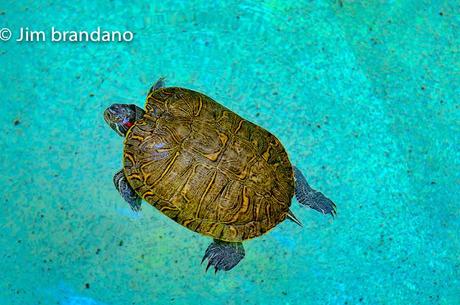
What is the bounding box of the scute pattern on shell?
[123,87,295,242]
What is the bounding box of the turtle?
[103,78,336,272]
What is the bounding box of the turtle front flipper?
[113,169,142,212]
[148,77,166,94]
[201,240,245,273]
[293,166,336,217]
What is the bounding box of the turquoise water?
[1,1,459,304]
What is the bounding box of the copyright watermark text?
[0,27,134,42]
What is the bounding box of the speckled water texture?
[1,1,459,305]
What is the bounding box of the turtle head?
[104,104,144,137]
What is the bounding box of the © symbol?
[0,28,12,41]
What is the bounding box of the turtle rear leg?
[148,77,166,94]
[113,169,142,212]
[293,166,336,217]
[201,240,245,273]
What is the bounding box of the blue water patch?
[41,283,108,305]
[62,296,107,305]
[115,207,143,219]
[271,230,298,250]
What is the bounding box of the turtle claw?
[310,191,337,217]
[129,198,142,212]
[113,169,142,212]
[201,240,245,273]
[293,166,337,218]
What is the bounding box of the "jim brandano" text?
[16,27,134,42]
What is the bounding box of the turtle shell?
[123,87,294,242]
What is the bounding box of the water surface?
[1,1,459,304]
